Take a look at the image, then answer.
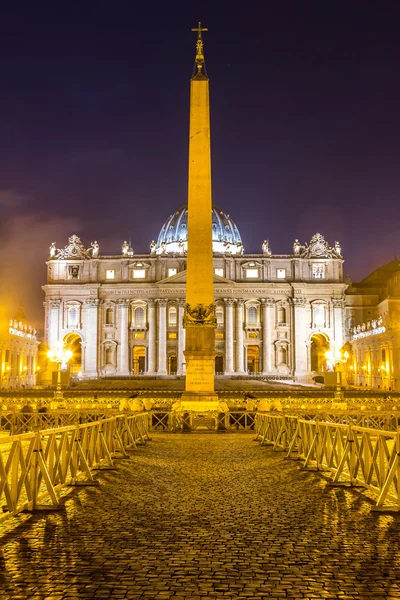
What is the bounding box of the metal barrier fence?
[0,412,150,523]
[280,410,400,431]
[254,413,400,512]
[0,410,122,435]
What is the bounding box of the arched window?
[247,306,257,325]
[105,307,114,325]
[134,306,145,325]
[67,304,80,329]
[168,306,177,326]
[216,307,224,325]
[278,306,286,324]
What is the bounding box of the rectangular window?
[106,269,115,280]
[216,333,224,339]
[168,332,177,339]
[277,269,286,279]
[248,332,258,338]
[214,268,224,277]
[246,268,259,279]
[133,269,146,279]
[168,268,177,277]
[135,333,145,339]
[312,264,325,279]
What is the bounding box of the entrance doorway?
[310,334,330,372]
[133,346,146,374]
[247,346,260,373]
[63,333,82,375]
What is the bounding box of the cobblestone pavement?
[1,433,400,599]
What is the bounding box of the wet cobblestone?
[1,433,400,598]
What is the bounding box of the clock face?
[312,242,325,256]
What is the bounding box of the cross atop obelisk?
[191,21,208,75]
[181,22,219,410]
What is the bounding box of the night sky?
[1,2,400,331]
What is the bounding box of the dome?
[155,204,243,255]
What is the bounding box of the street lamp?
[47,341,73,400]
[325,345,349,399]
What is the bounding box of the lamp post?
[325,345,349,400]
[47,342,73,400]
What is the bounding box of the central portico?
[180,22,220,411]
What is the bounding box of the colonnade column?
[235,299,246,374]
[225,298,234,374]
[83,299,100,376]
[116,299,129,376]
[177,299,186,375]
[147,300,156,374]
[157,299,168,375]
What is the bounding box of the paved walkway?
[1,433,400,599]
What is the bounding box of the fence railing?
[254,413,400,512]
[0,412,150,523]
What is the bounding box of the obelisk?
[181,23,219,410]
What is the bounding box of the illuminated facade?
[43,225,346,383]
[345,259,400,390]
[0,307,39,389]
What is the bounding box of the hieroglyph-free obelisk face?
[181,23,218,407]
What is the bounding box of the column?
[147,300,156,374]
[82,299,99,376]
[116,299,129,376]
[157,299,167,375]
[261,298,275,374]
[292,297,308,380]
[177,299,186,375]
[225,299,234,374]
[235,299,246,374]
[48,299,61,350]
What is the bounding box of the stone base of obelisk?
[179,325,220,411]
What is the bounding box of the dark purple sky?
[1,1,400,330]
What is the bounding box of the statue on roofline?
[262,239,271,256]
[90,241,99,257]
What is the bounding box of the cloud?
[0,189,28,210]
[0,213,81,333]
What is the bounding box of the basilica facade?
[42,204,347,383]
